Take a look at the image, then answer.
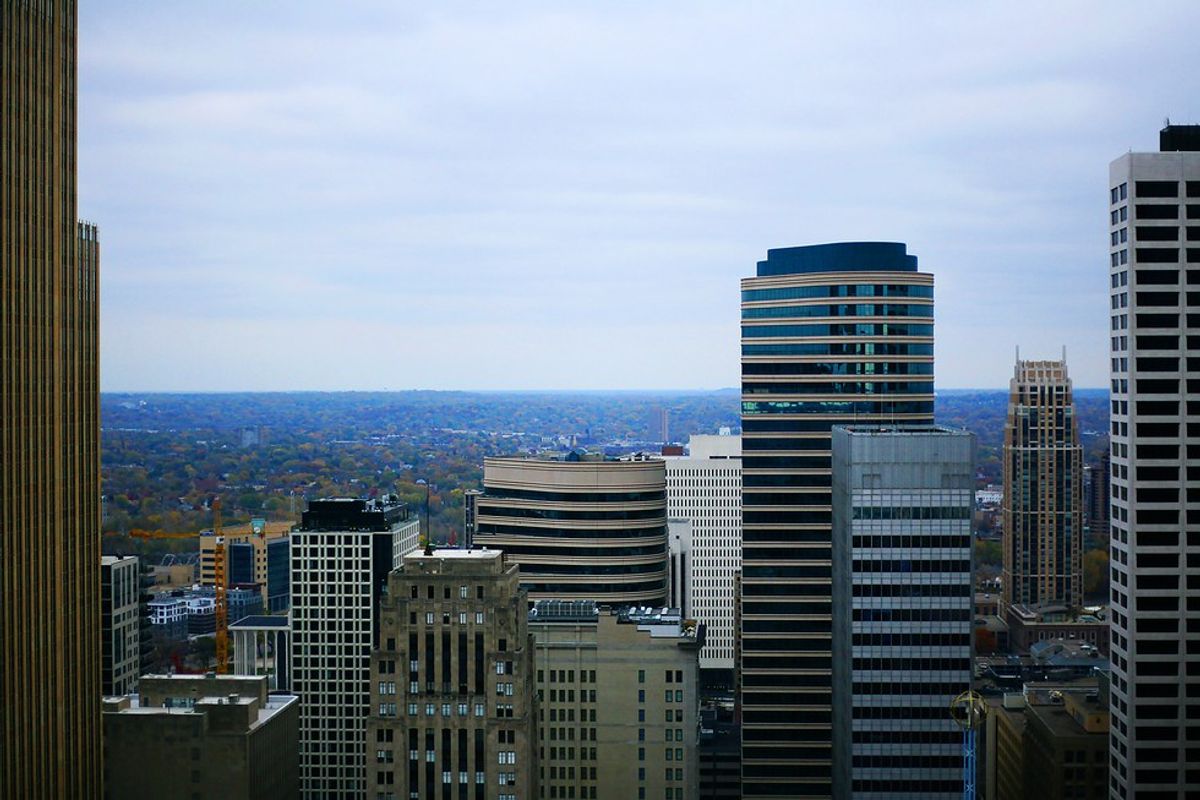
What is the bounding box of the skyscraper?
[1107,125,1200,799]
[830,426,974,800]
[1,3,102,797]
[739,242,934,798]
[471,456,668,606]
[369,548,537,800]
[1001,356,1084,611]
[290,497,420,799]
[664,433,742,682]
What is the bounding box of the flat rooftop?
[108,692,297,731]
[229,615,290,629]
[756,242,918,277]
[405,547,503,560]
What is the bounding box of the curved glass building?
[739,242,935,798]
[472,456,668,605]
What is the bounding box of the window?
[425,612,434,625]
[498,751,517,765]
[638,669,645,683]
[475,612,485,624]
[460,586,468,599]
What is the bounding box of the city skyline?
[81,2,1200,392]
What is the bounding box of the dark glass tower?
[739,243,934,798]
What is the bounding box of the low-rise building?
[102,674,299,800]
[148,595,188,638]
[230,615,292,691]
[528,600,701,800]
[1005,603,1109,656]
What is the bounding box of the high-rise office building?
[1,3,102,796]
[664,434,742,680]
[1001,356,1084,611]
[101,556,141,697]
[1108,125,1200,799]
[1084,451,1111,543]
[739,242,934,797]
[830,426,974,799]
[290,497,420,799]
[528,600,702,800]
[471,456,668,605]
[369,548,537,800]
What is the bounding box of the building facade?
[1108,126,1200,799]
[1001,357,1084,611]
[201,519,293,613]
[290,497,420,799]
[740,242,935,797]
[528,600,701,800]
[1083,451,1111,544]
[230,615,292,691]
[103,674,299,800]
[664,434,742,679]
[101,555,141,697]
[1,3,102,796]
[369,548,537,800]
[830,426,975,799]
[471,457,668,606]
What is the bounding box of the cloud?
[80,1,1200,391]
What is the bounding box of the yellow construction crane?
[121,498,230,674]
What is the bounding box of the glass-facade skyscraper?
[739,242,934,798]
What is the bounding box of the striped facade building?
[2,2,102,797]
[739,242,934,798]
[471,456,668,607]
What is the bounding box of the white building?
[147,596,186,626]
[290,497,420,800]
[831,426,975,800]
[1107,125,1200,800]
[664,433,741,677]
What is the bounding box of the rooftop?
[836,424,968,437]
[405,547,503,561]
[229,615,290,629]
[1160,124,1200,152]
[756,242,918,277]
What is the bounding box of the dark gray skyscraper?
[739,242,934,798]
[831,426,974,800]
[1107,125,1200,800]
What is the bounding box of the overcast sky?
[81,2,1200,392]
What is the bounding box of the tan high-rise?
[1,2,102,797]
[1001,357,1083,611]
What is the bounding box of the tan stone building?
[985,682,1108,800]
[2,3,102,796]
[200,518,293,612]
[528,600,701,800]
[103,674,299,800]
[470,456,668,606]
[1001,357,1084,610]
[370,548,538,800]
